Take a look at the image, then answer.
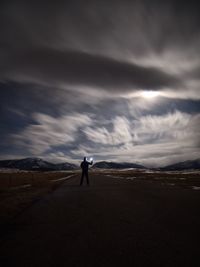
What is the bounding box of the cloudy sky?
[0,0,200,167]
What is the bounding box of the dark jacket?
[81,159,93,172]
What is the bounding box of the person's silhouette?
[80,157,93,186]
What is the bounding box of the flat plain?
[0,170,200,266]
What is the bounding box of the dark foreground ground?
[0,172,200,267]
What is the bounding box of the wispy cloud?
[84,116,132,145]
[80,111,200,166]
[12,113,93,154]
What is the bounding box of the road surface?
[1,173,200,266]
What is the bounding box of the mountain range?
[161,159,200,171]
[92,161,146,169]
[0,158,199,171]
[0,158,77,171]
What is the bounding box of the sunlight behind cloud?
[141,90,160,98]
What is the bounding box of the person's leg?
[86,172,89,185]
[80,171,84,185]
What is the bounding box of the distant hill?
[162,159,200,171]
[92,161,145,169]
[0,158,77,171]
[1,158,199,171]
[54,162,78,171]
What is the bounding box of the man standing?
[80,157,93,186]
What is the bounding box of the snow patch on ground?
[192,186,200,190]
[105,175,136,180]
[9,184,31,190]
[51,174,76,182]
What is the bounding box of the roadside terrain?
[0,170,200,266]
[0,171,77,225]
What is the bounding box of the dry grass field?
[0,170,78,224]
[0,170,78,189]
[0,169,199,226]
[93,169,200,189]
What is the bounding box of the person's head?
[84,157,87,162]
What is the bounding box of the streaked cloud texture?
[0,0,200,166]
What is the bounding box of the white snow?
[192,186,200,190]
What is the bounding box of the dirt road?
[1,173,200,266]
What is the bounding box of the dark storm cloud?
[1,47,179,92]
[0,0,200,95]
[1,0,200,51]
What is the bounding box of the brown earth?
[0,171,76,225]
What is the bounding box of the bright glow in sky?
[141,90,160,99]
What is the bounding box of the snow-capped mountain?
[0,158,77,171]
[161,159,200,171]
